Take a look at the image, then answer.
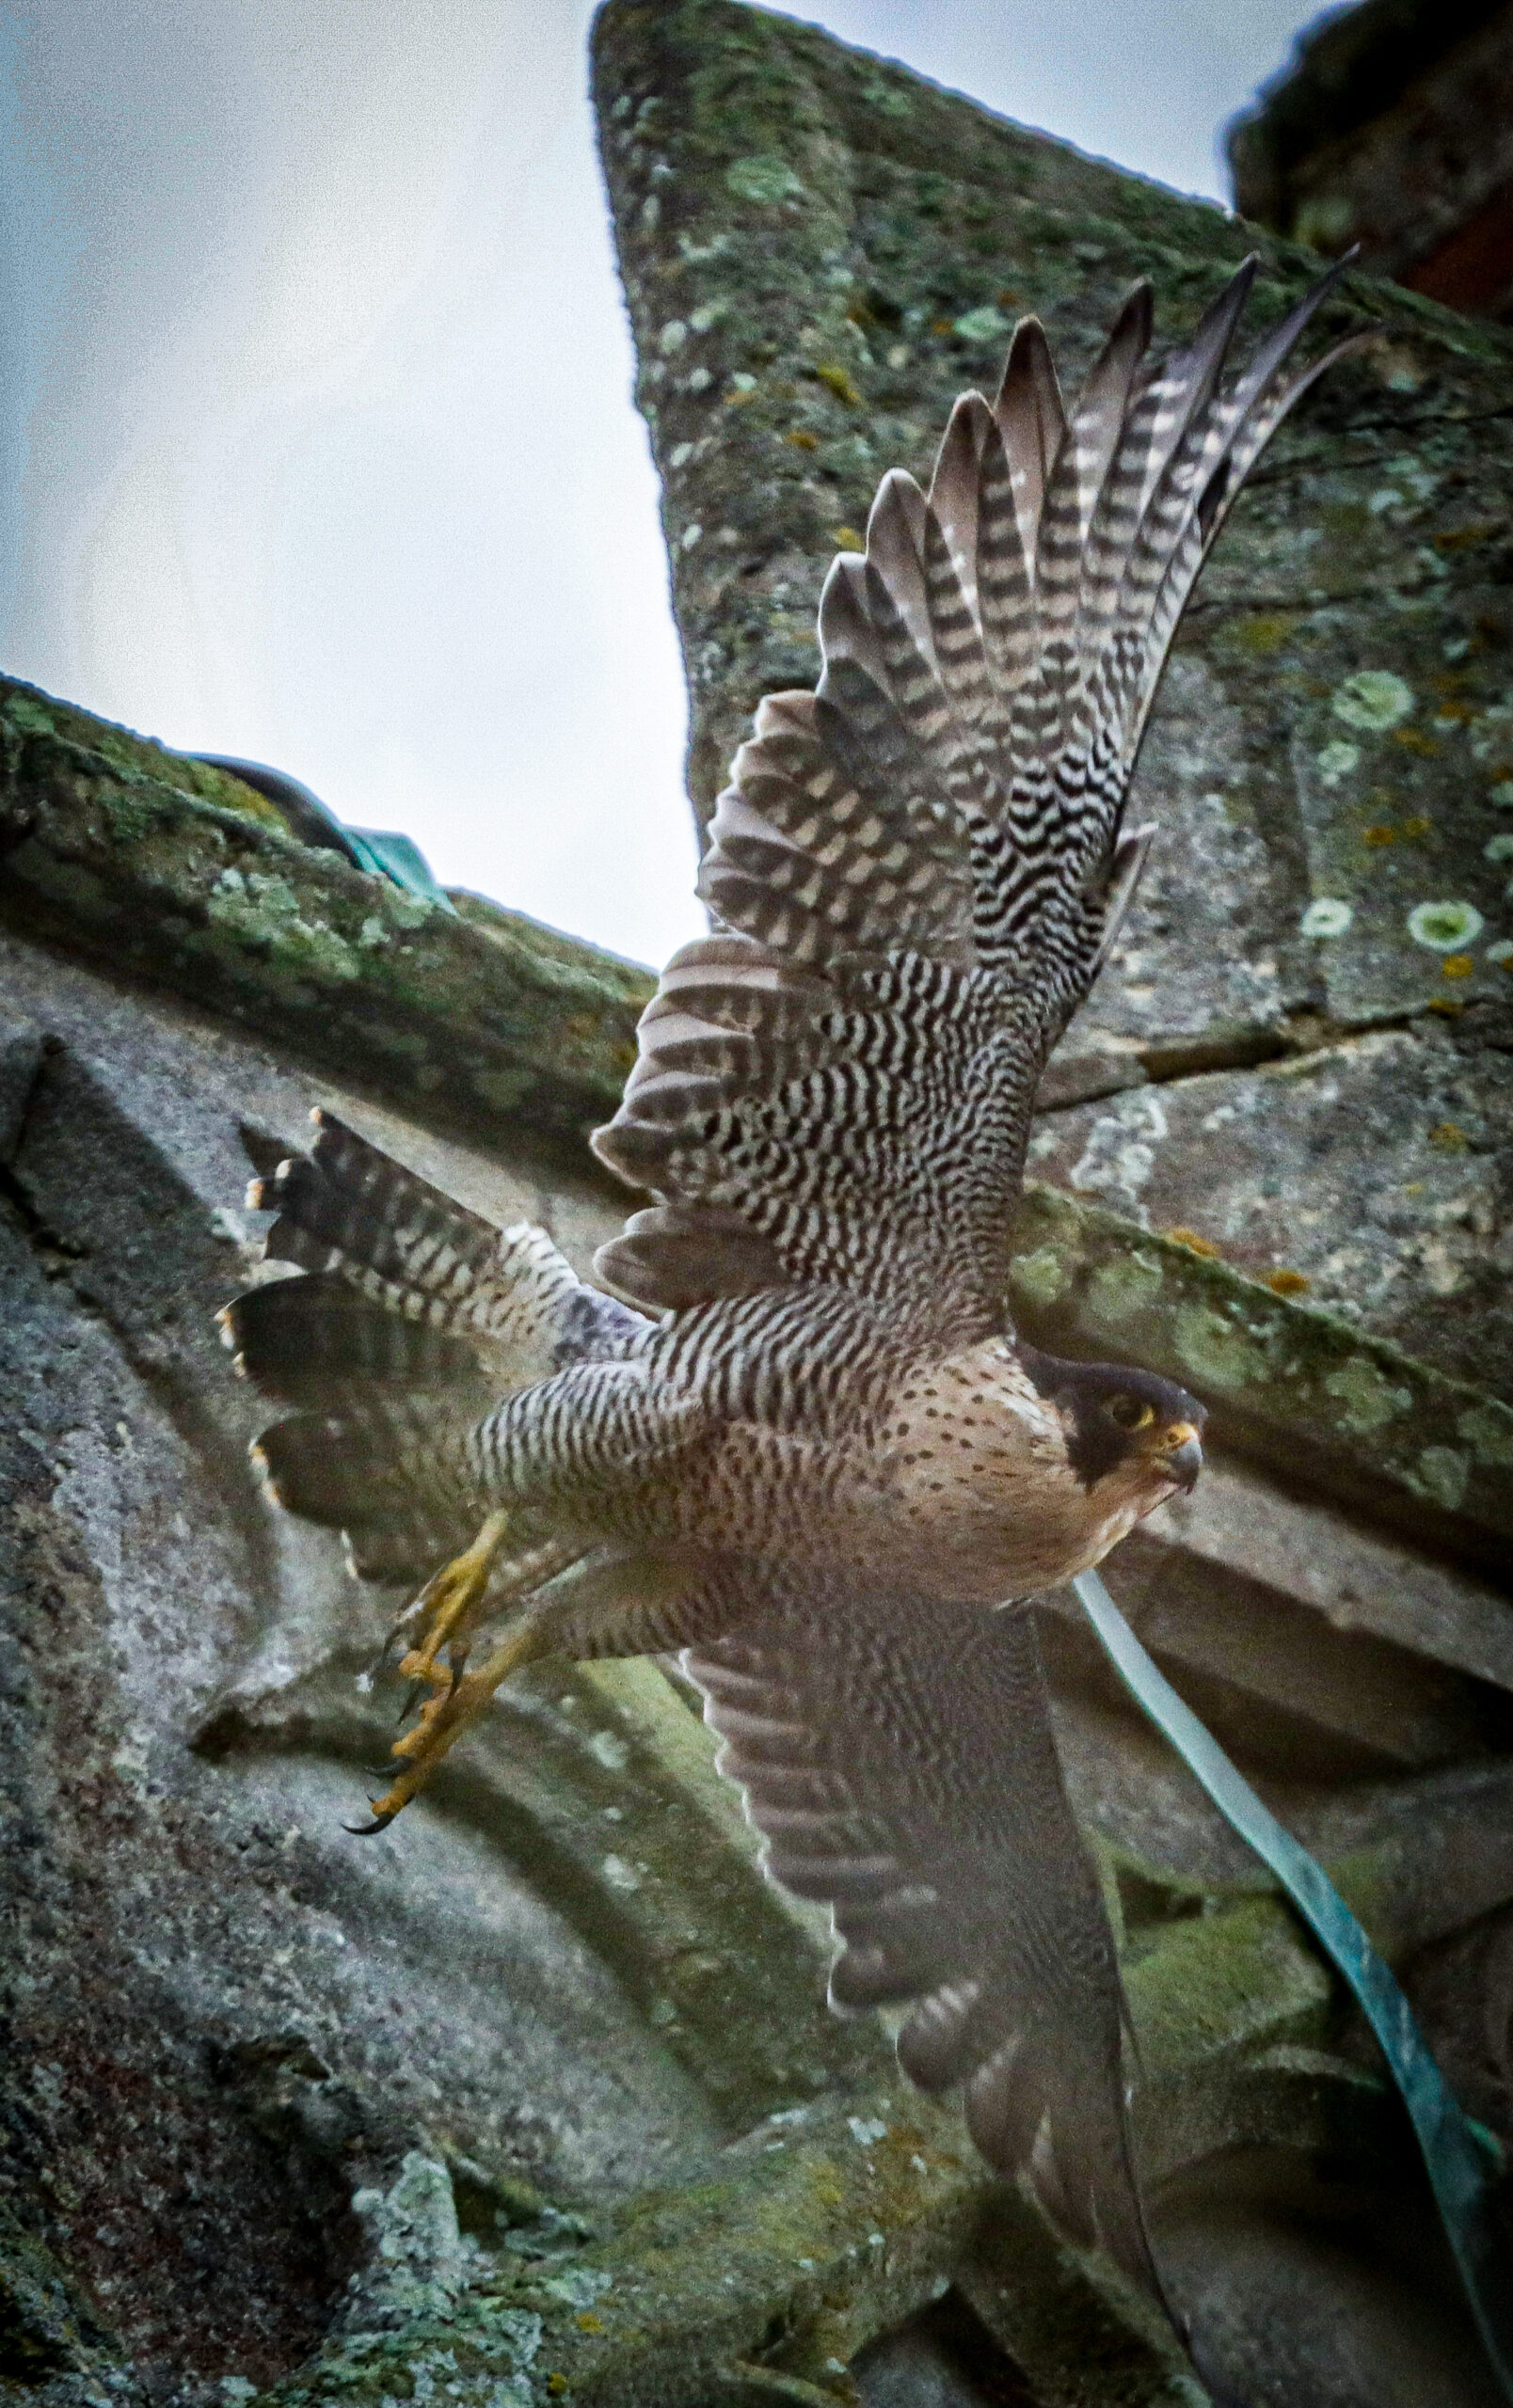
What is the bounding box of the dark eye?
[1105,1394,1155,1430]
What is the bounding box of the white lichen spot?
[1491,781,1513,808]
[1315,740,1360,784]
[1300,897,1353,939]
[729,370,756,393]
[886,341,910,369]
[848,2115,888,2146]
[658,320,688,356]
[1487,939,1513,966]
[600,1853,641,1892]
[680,521,703,549]
[1407,898,1484,951]
[953,304,1011,345]
[1368,488,1405,515]
[684,367,712,393]
[1471,704,1513,763]
[1442,636,1472,662]
[861,73,912,114]
[1331,670,1413,732]
[1392,454,1438,499]
[670,440,693,468]
[1457,1402,1513,1466]
[689,301,726,332]
[725,154,805,205]
[1411,1446,1470,1513]
[1483,833,1513,863]
[639,194,660,231]
[541,2265,613,2310]
[587,1729,629,1772]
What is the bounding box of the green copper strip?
[342,826,459,914]
[1072,1566,1513,2400]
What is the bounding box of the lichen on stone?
[1331,671,1415,735]
[1406,898,1485,950]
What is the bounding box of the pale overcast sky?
[0,1,1324,968]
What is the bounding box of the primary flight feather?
[221,257,1366,2287]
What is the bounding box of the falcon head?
[1019,1346,1205,1503]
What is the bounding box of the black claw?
[381,1606,421,1662]
[344,1800,398,1837]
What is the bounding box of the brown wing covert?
[593,259,1369,1331]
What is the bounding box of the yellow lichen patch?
[786,428,820,451]
[1433,521,1502,550]
[1400,814,1432,837]
[815,362,863,406]
[831,526,863,551]
[1427,997,1464,1015]
[1231,611,1299,656]
[1161,1226,1221,1259]
[1362,824,1396,846]
[1391,728,1441,756]
[1441,954,1474,978]
[1266,1267,1311,1296]
[1427,1121,1469,1150]
[1436,701,1475,723]
[576,2314,605,2333]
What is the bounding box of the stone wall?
[1,5,1512,2404]
[1228,0,1513,319]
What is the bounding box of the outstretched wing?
[593,259,1368,1335]
[686,1577,1154,2284]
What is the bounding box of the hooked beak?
[1159,1420,1203,1493]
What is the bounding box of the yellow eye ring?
[1105,1395,1155,1431]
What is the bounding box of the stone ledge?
[3,672,1508,1575]
[1008,1183,1513,1575]
[0,677,654,1168]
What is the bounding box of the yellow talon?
[359,1613,551,1828]
[404,1508,511,1680]
[345,1520,585,1835]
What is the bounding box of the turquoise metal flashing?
[1072,1565,1513,2400]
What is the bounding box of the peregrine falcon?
[221,257,1365,2283]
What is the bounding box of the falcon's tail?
[220,1109,649,1580]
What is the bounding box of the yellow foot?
[347,1613,548,1834]
[395,1508,512,1689]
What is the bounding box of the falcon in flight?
[222,257,1364,2286]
